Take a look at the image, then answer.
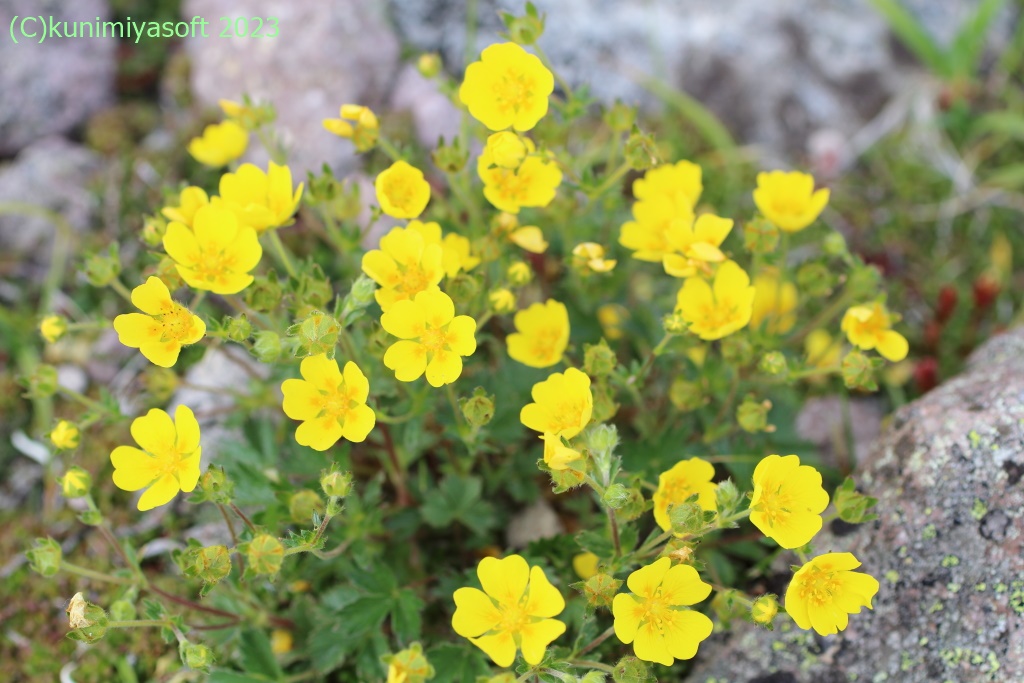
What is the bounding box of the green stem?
[61,561,134,585]
[58,387,114,416]
[586,160,632,200]
[377,137,403,162]
[573,625,616,658]
[267,229,298,279]
[108,619,170,629]
[0,201,74,315]
[110,278,134,304]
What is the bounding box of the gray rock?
[183,0,400,174]
[795,396,884,469]
[690,327,1024,682]
[507,498,564,547]
[0,0,116,155]
[388,0,1015,160]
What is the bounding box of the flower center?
[798,566,841,607]
[489,168,532,203]
[756,480,792,528]
[698,299,739,331]
[636,592,680,635]
[497,600,530,635]
[193,245,238,284]
[661,476,694,504]
[550,399,585,434]
[495,69,536,115]
[530,325,563,362]
[159,304,197,343]
[397,263,431,295]
[319,387,357,422]
[383,178,416,211]
[421,325,451,355]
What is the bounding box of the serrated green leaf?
[391,588,424,643]
[421,475,496,534]
[426,643,491,683]
[238,629,283,680]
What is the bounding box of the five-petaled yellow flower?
[675,261,755,340]
[113,276,206,367]
[620,195,694,263]
[785,552,879,636]
[841,302,908,362]
[362,226,445,312]
[751,274,798,334]
[162,186,209,227]
[633,160,703,215]
[281,355,376,450]
[749,454,829,549]
[652,457,718,532]
[662,213,733,278]
[187,120,248,167]
[381,289,477,387]
[452,554,566,667]
[323,104,379,152]
[507,299,570,368]
[753,170,830,233]
[459,42,555,132]
[216,161,304,232]
[478,138,562,214]
[612,557,714,666]
[375,161,431,219]
[110,406,202,511]
[163,204,262,295]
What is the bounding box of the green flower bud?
[244,534,284,576]
[108,599,136,622]
[833,477,878,524]
[431,136,469,174]
[759,351,788,376]
[179,640,215,671]
[61,467,92,499]
[287,311,340,359]
[662,312,688,334]
[417,53,442,78]
[581,572,622,609]
[797,262,835,298]
[548,465,587,494]
[83,244,121,287]
[669,378,705,412]
[604,101,636,133]
[743,217,779,254]
[381,642,434,683]
[245,271,284,313]
[23,364,59,398]
[320,468,354,498]
[721,336,754,366]
[846,263,883,300]
[289,489,325,524]
[446,272,480,303]
[39,314,68,343]
[602,483,630,510]
[50,420,80,450]
[822,231,848,257]
[751,594,779,628]
[66,593,109,644]
[141,215,167,247]
[337,274,378,327]
[143,366,179,403]
[736,396,774,433]
[583,339,618,377]
[714,479,742,516]
[502,3,545,45]
[251,330,282,363]
[459,387,495,428]
[292,263,334,317]
[225,315,252,342]
[26,537,62,577]
[624,129,659,171]
[181,545,232,587]
[842,350,879,392]
[616,488,647,522]
[613,655,656,683]
[585,423,620,458]
[506,261,533,286]
[197,465,234,504]
[668,500,707,535]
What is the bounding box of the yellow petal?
[361,249,399,287]
[626,557,670,599]
[295,415,344,451]
[178,448,202,493]
[418,289,456,328]
[381,298,427,339]
[233,226,263,271]
[138,340,182,368]
[663,610,713,661]
[445,316,478,357]
[163,222,200,267]
[612,593,644,644]
[174,405,201,454]
[510,226,549,254]
[469,632,517,668]
[137,474,180,511]
[131,409,176,457]
[877,330,909,362]
[633,620,673,666]
[342,404,375,443]
[300,354,343,394]
[113,313,161,349]
[425,350,463,387]
[342,362,370,404]
[524,565,565,618]
[282,378,322,421]
[658,564,712,606]
[131,277,172,315]
[478,555,529,606]
[451,586,501,637]
[110,446,158,491]
[384,340,428,382]
[519,618,566,664]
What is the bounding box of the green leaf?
[336,595,393,640]
[972,111,1024,140]
[420,475,496,535]
[986,163,1024,189]
[306,612,349,674]
[207,672,272,683]
[238,629,283,681]
[391,588,424,643]
[868,0,951,77]
[949,0,1006,77]
[426,643,491,683]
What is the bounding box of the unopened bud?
[141,216,167,247]
[581,572,622,609]
[744,217,779,254]
[506,261,532,286]
[252,331,283,363]
[833,476,878,524]
[668,500,707,536]
[797,262,835,298]
[759,351,788,376]
[842,350,879,392]
[488,288,517,314]
[27,537,62,577]
[338,274,378,326]
[714,479,742,516]
[180,641,215,671]
[225,315,252,342]
[50,420,80,450]
[244,534,284,576]
[66,593,109,644]
[751,594,779,627]
[320,468,354,498]
[459,387,495,428]
[624,129,658,171]
[604,101,636,133]
[246,272,284,313]
[721,336,754,366]
[23,364,59,398]
[382,642,434,683]
[602,483,630,510]
[613,655,655,683]
[616,488,647,522]
[180,545,232,588]
[417,53,442,78]
[583,340,617,377]
[502,4,545,45]
[83,244,121,287]
[662,312,688,334]
[39,315,68,344]
[60,467,91,498]
[432,136,469,174]
[289,489,324,524]
[822,231,848,257]
[198,466,234,504]
[287,311,340,359]
[736,396,774,433]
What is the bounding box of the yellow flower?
[407,220,480,278]
[375,161,431,219]
[597,304,629,341]
[507,261,533,286]
[573,552,600,580]
[218,99,247,120]
[785,552,879,635]
[620,195,694,263]
[110,406,202,511]
[841,302,908,362]
[381,289,477,387]
[541,433,583,471]
[749,454,829,549]
[509,226,549,254]
[572,243,617,274]
[270,629,293,655]
[281,355,376,450]
[633,161,703,214]
[612,557,713,666]
[39,315,67,344]
[478,138,562,214]
[489,288,517,314]
[750,594,779,625]
[675,261,755,341]
[805,329,841,369]
[323,104,379,152]
[385,643,435,683]
[216,161,304,233]
[50,420,80,450]
[452,554,566,666]
[485,131,528,168]
[187,120,248,167]
[113,276,206,367]
[662,214,732,278]
[459,42,555,132]
[161,186,209,227]
[507,299,570,368]
[520,368,593,439]
[61,466,91,498]
[652,457,718,532]
[753,170,829,233]
[163,205,262,295]
[361,226,445,312]
[750,274,798,334]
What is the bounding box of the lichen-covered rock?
[0,0,116,155]
[183,0,399,174]
[691,328,1024,682]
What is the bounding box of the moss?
[970,498,987,520]
[922,524,937,539]
[940,555,959,567]
[884,570,900,584]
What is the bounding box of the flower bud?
[252,331,283,363]
[758,351,788,376]
[736,396,774,433]
[616,488,647,522]
[179,640,215,671]
[661,312,688,334]
[549,466,586,493]
[488,288,517,314]
[141,215,167,247]
[624,129,658,171]
[289,489,325,524]
[822,231,848,257]
[842,350,879,392]
[833,477,878,524]
[585,423,620,458]
[583,340,618,377]
[797,262,835,298]
[445,272,480,302]
[581,572,622,609]
[743,217,779,254]
[751,594,779,627]
[244,534,284,576]
[27,537,62,577]
[459,387,495,428]
[272,629,293,654]
[245,271,284,312]
[417,52,442,78]
[581,672,607,683]
[721,336,754,366]
[293,265,335,317]
[39,315,68,344]
[613,655,656,683]
[669,378,705,412]
[506,261,532,286]
[60,467,91,498]
[973,274,1000,310]
[668,500,707,536]
[431,136,469,174]
[287,311,340,359]
[502,4,545,45]
[604,101,636,133]
[23,364,59,398]
[337,275,378,327]
[225,315,252,342]
[180,545,232,588]
[143,366,179,402]
[320,468,354,498]
[66,593,109,644]
[198,466,235,504]
[83,244,121,287]
[714,479,742,516]
[382,642,435,683]
[602,483,630,510]
[711,588,747,627]
[50,420,80,450]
